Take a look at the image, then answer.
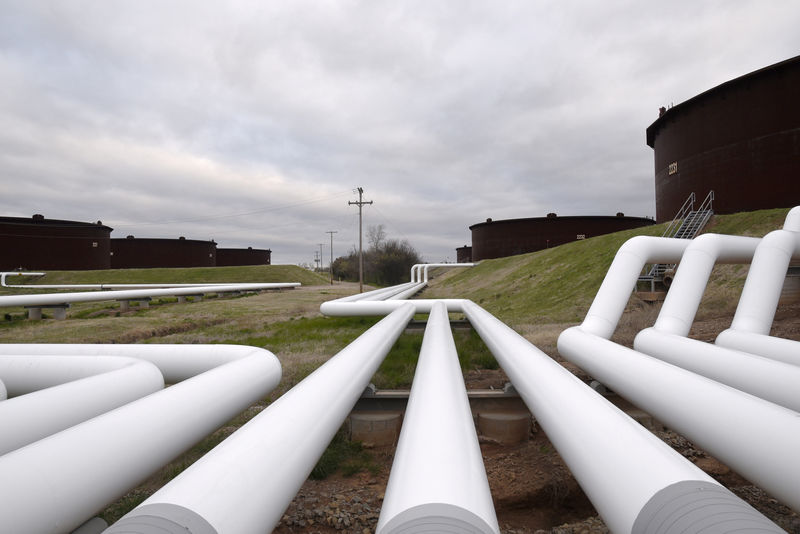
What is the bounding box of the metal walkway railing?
[640,191,714,290]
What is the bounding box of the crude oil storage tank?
[469,213,654,261]
[647,55,800,222]
[111,236,216,269]
[456,245,472,263]
[216,247,272,266]
[0,214,112,270]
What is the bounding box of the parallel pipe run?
[331,283,417,303]
[715,209,800,363]
[649,234,760,337]
[105,304,415,534]
[0,355,165,455]
[463,301,781,533]
[0,343,274,383]
[320,298,468,317]
[634,329,800,412]
[386,282,427,300]
[0,346,281,534]
[627,232,800,409]
[377,302,499,534]
[409,263,474,283]
[0,282,300,309]
[558,326,800,512]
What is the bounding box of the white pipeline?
[579,236,690,338]
[627,232,800,410]
[715,207,800,363]
[464,301,781,533]
[0,355,164,455]
[105,304,415,534]
[377,302,499,534]
[0,346,281,534]
[558,326,800,511]
[321,298,467,316]
[0,282,300,309]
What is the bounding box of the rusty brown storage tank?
[0,214,112,270]
[456,245,472,263]
[216,247,272,266]
[647,55,800,222]
[470,214,654,261]
[111,236,216,269]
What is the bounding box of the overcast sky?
[1,1,798,265]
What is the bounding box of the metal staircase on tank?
[639,191,715,291]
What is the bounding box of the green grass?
[310,428,379,480]
[423,207,794,326]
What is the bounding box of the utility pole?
[348,187,373,293]
[318,243,325,274]
[326,230,338,285]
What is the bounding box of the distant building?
[469,213,654,261]
[0,214,112,270]
[647,55,800,221]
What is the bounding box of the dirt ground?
[274,302,800,534]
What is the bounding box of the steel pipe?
[465,301,780,533]
[0,355,164,454]
[321,298,468,316]
[634,329,800,412]
[378,302,499,534]
[105,304,415,534]
[715,208,800,362]
[0,347,281,534]
[0,272,45,286]
[386,282,427,300]
[579,236,690,338]
[558,326,800,511]
[0,343,272,383]
[650,234,760,337]
[0,283,300,309]
[420,263,474,283]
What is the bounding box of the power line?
[110,190,353,228]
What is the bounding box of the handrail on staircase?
[661,192,695,238]
[697,190,714,214]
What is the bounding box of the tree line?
[331,225,422,286]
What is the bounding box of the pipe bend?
[784,206,800,231]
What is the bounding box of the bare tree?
[367,224,386,251]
